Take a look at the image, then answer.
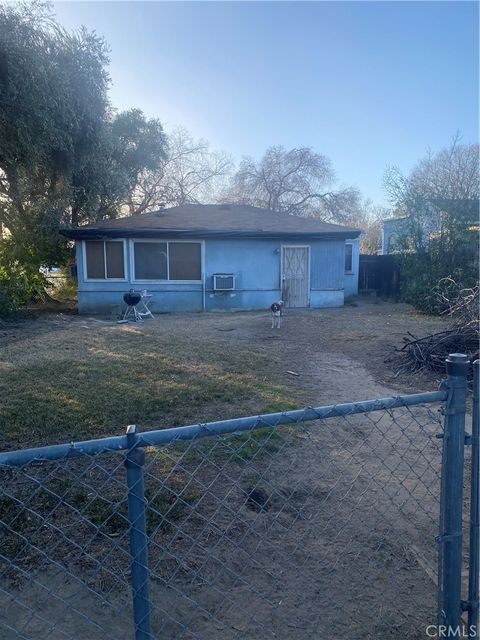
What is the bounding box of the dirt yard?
[0,296,448,449]
[0,298,455,639]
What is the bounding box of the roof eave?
[60,227,362,240]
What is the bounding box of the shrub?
[49,267,77,302]
[397,231,479,315]
[0,242,50,318]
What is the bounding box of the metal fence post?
[125,425,152,640]
[468,360,479,638]
[438,353,469,633]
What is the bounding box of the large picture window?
[85,241,125,279]
[133,241,201,281]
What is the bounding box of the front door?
[281,245,310,308]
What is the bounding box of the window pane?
[169,243,201,280]
[106,242,124,278]
[134,242,167,280]
[345,244,353,272]
[85,241,105,279]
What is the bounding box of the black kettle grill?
[122,290,143,322]
[123,291,141,307]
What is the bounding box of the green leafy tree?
[70,109,167,225]
[0,2,167,311]
[0,2,110,267]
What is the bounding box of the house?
[381,212,441,254]
[381,216,410,255]
[381,198,479,254]
[60,204,361,314]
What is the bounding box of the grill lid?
[123,292,141,306]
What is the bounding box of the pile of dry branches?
[389,278,479,377]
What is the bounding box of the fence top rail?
[0,389,447,468]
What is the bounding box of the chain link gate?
[0,355,478,639]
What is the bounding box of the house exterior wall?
[343,238,360,298]
[382,209,444,254]
[381,218,411,254]
[309,239,345,308]
[75,236,349,314]
[204,238,279,311]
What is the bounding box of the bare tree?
[384,137,479,212]
[409,135,479,202]
[126,128,233,215]
[222,145,361,222]
[383,135,479,251]
[343,199,390,254]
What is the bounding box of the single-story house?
[60,204,361,314]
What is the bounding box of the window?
[169,243,201,280]
[345,243,353,273]
[133,241,201,281]
[134,242,167,280]
[85,241,125,279]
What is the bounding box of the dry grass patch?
[0,321,299,450]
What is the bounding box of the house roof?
[382,216,409,223]
[60,204,361,240]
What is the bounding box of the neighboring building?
[61,204,361,314]
[381,216,410,255]
[381,212,441,254]
[381,198,479,255]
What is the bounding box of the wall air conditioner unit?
[213,273,235,291]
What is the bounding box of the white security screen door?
[281,246,310,308]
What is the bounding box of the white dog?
[270,301,284,329]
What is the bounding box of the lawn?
[0,300,447,452]
[0,317,300,451]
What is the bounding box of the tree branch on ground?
[388,278,479,377]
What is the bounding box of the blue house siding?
[308,239,345,308]
[204,238,280,311]
[75,236,352,314]
[310,240,344,289]
[310,290,344,307]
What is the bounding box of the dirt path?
[133,296,447,403]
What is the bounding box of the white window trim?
[83,239,128,282]
[130,239,203,284]
[345,242,354,274]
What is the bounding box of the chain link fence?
[0,358,478,639]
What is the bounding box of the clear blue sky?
[54,1,478,206]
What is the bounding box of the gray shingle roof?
[61,204,361,239]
